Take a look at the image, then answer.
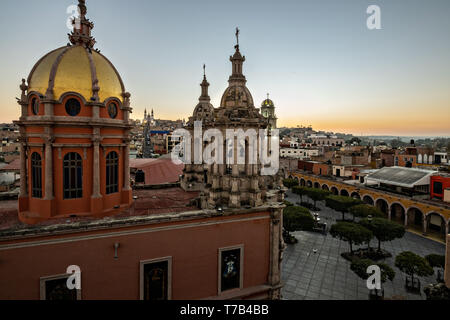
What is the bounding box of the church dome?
[26,0,125,104]
[193,102,215,121]
[27,45,125,103]
[220,84,254,108]
[261,98,274,108]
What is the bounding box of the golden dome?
[27,45,125,103]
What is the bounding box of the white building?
[280,148,319,159]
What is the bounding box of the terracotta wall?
[0,212,271,300]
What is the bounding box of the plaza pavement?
[281,190,446,300]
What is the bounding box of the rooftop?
[130,158,184,185]
[365,166,438,188]
[0,187,199,236]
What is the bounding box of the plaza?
[282,190,446,300]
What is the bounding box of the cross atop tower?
[267,93,270,100]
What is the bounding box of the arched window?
[106,151,119,194]
[31,98,39,115]
[63,152,83,199]
[31,152,42,198]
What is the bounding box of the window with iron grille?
[31,152,42,198]
[63,152,83,199]
[106,151,119,194]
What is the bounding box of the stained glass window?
[63,152,83,199]
[106,151,119,194]
[31,152,42,198]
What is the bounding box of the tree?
[425,254,446,282]
[359,217,405,252]
[325,195,362,221]
[283,206,314,232]
[292,186,308,205]
[304,188,331,210]
[283,200,294,207]
[349,204,384,221]
[395,251,434,284]
[350,258,395,297]
[329,222,373,254]
[283,178,298,189]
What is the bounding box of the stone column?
[44,136,54,200]
[423,216,428,235]
[404,212,408,227]
[19,140,28,197]
[92,135,102,198]
[445,222,449,236]
[123,142,131,190]
[268,207,283,299]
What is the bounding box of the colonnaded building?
[0,1,286,300]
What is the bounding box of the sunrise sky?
[0,0,449,136]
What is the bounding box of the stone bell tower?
[181,29,284,210]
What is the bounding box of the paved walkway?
[281,191,446,300]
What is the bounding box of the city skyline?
[0,0,449,136]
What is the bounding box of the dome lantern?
[68,0,96,49]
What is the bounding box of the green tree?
[350,258,395,296]
[283,200,294,207]
[283,178,298,189]
[292,186,308,205]
[395,251,434,284]
[349,204,384,221]
[304,188,331,210]
[359,217,405,252]
[329,222,373,254]
[325,195,362,221]
[425,254,446,281]
[283,206,314,232]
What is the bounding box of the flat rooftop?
[366,166,438,188]
[0,187,199,235]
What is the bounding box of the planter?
[405,277,421,294]
[369,288,384,300]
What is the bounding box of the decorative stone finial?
[20,79,28,101]
[200,65,210,101]
[68,0,96,48]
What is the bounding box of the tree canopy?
[292,186,309,203]
[329,221,373,253]
[283,206,314,232]
[349,204,384,219]
[425,254,445,270]
[395,251,434,281]
[359,217,405,252]
[350,258,395,284]
[283,178,299,189]
[302,187,331,209]
[325,195,362,220]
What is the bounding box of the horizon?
[0,0,449,136]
